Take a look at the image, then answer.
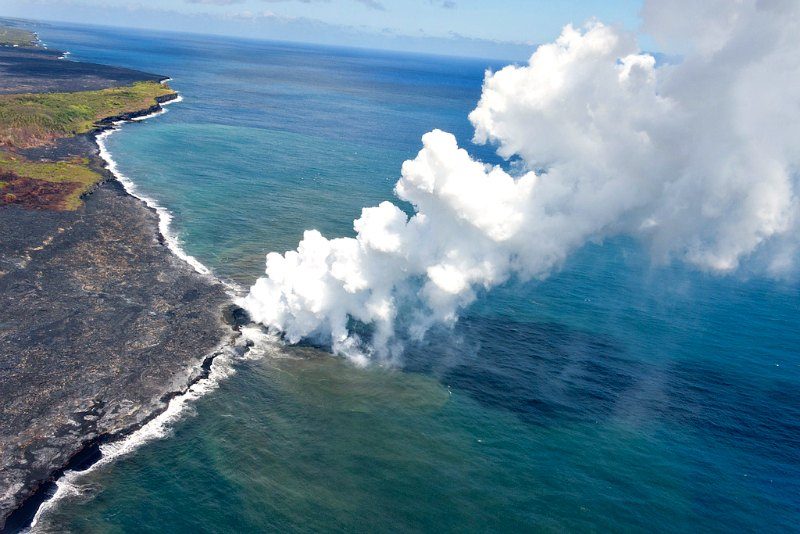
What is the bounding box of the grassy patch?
[0,150,103,210]
[0,81,175,148]
[0,26,37,47]
[0,79,175,209]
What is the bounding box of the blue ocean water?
[33,23,800,532]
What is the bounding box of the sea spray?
[241,0,800,363]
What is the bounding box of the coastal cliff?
[0,24,234,529]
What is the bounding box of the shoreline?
[5,88,258,532]
[10,81,262,534]
[0,44,252,530]
[26,336,245,531]
[10,338,241,533]
[94,92,212,277]
[93,88,244,297]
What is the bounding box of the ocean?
[30,22,800,532]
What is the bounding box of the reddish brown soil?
[0,169,81,211]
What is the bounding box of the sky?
[0,0,644,59]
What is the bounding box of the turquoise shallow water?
[31,23,800,532]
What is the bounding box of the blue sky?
[0,0,644,59]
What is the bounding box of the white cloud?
[185,0,244,5]
[242,0,800,362]
[257,0,386,10]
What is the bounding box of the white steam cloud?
[241,0,800,363]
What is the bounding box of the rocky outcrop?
[0,177,232,531]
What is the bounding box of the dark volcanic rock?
[0,47,167,94]
[0,32,233,529]
[14,132,101,162]
[222,304,251,328]
[0,179,232,527]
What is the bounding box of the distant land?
[0,26,37,47]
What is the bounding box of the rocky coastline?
[0,33,240,531]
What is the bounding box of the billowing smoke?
[241,0,800,363]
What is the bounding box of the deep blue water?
[32,22,800,532]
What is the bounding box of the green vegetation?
[0,81,175,148]
[0,80,175,210]
[0,152,96,183]
[0,151,104,209]
[0,26,37,47]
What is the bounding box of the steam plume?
[241,0,800,363]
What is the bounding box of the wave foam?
[95,94,212,277]
[25,90,258,531]
[30,326,283,531]
[29,346,237,530]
